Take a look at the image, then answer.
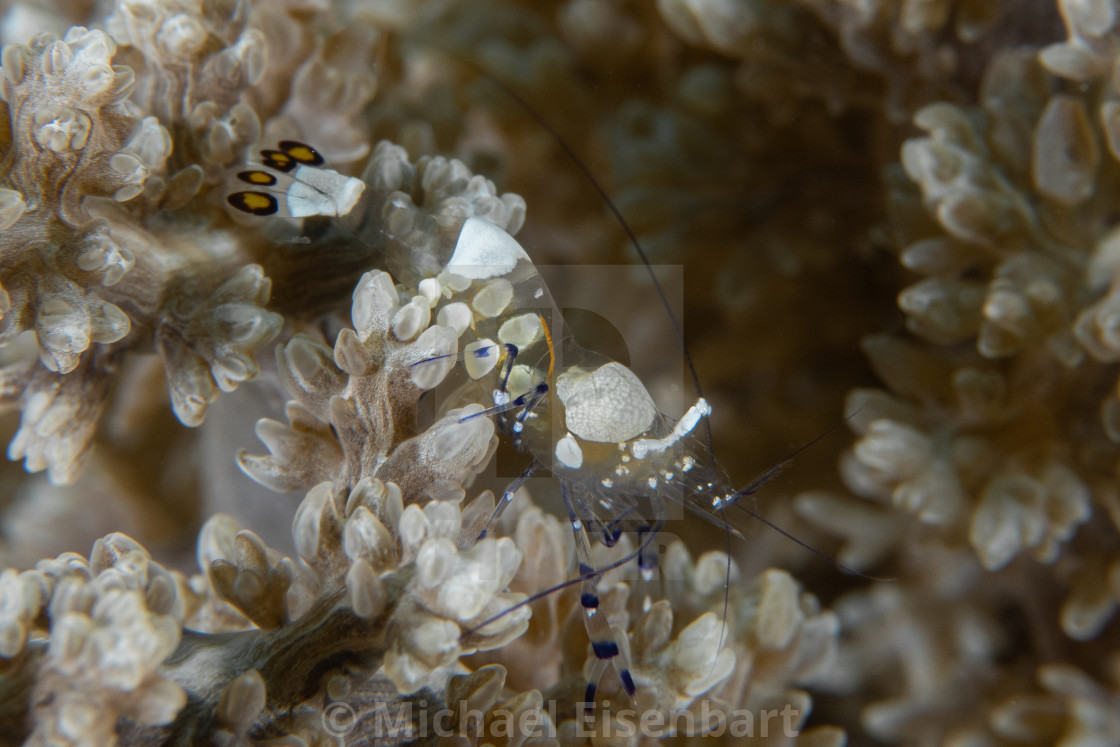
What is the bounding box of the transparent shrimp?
[228,138,842,713]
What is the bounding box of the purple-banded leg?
[563,490,638,710]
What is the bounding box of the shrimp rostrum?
[232,139,757,712]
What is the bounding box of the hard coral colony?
[0,0,1117,745]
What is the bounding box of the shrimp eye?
[227,190,279,216]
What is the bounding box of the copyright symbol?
[322,701,357,737]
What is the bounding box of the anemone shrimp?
[226,128,862,735]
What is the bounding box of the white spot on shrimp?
[447,216,529,279]
[464,338,499,380]
[601,478,613,488]
[556,362,656,443]
[436,302,472,337]
[555,432,583,469]
[498,313,542,349]
[472,278,514,318]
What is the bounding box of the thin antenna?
[721,408,891,581]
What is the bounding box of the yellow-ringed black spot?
[279,140,325,166]
[260,150,296,173]
[228,191,279,216]
[237,170,278,186]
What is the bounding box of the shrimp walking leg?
[563,486,666,707]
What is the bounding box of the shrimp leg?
[564,485,667,708]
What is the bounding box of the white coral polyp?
[385,500,528,692]
[0,568,40,658]
[382,648,435,694]
[408,325,458,390]
[165,356,214,427]
[77,61,115,97]
[63,26,115,65]
[87,591,177,689]
[76,235,134,286]
[401,501,462,548]
[970,463,1091,570]
[156,13,207,59]
[409,619,460,661]
[674,616,735,698]
[853,419,934,482]
[417,536,520,621]
[33,103,92,152]
[392,297,430,341]
[0,188,26,229]
[159,265,281,425]
[422,405,495,469]
[37,323,90,372]
[416,537,457,589]
[109,151,150,202]
[342,507,393,567]
[351,270,399,343]
[34,588,185,743]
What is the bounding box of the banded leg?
[563,490,639,708]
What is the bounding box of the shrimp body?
[396,214,736,704]
[401,214,732,535]
[229,140,737,704]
